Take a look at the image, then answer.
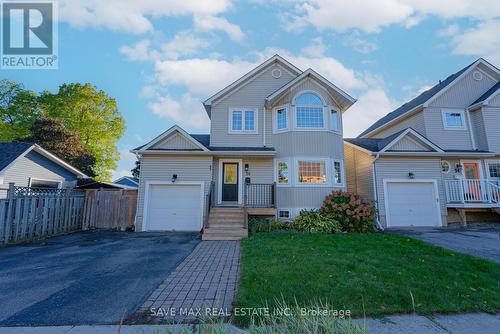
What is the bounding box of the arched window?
[295,92,324,129]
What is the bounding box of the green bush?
[249,217,290,235]
[292,209,341,233]
[320,190,375,233]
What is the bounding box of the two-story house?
[345,58,500,228]
[132,55,356,239]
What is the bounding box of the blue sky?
[3,0,500,179]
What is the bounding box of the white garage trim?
[383,179,442,228]
[142,181,205,232]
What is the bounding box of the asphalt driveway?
[0,231,200,326]
[389,226,500,263]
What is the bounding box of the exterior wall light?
[408,172,415,179]
[455,163,463,174]
[172,174,178,183]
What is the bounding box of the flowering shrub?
[292,209,341,233]
[320,190,375,233]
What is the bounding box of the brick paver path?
[138,241,240,323]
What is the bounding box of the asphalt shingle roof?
[345,129,407,152]
[470,81,500,106]
[0,142,33,172]
[358,62,474,138]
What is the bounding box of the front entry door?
[463,162,481,201]
[222,162,239,202]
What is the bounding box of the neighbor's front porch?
[444,179,500,208]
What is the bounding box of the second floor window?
[277,107,287,130]
[442,109,466,130]
[295,92,325,129]
[230,108,257,132]
[330,109,340,132]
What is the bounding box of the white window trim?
[441,108,467,130]
[272,105,289,133]
[329,108,342,134]
[228,107,258,134]
[331,159,345,187]
[292,90,328,131]
[0,175,4,185]
[274,158,292,187]
[295,157,331,187]
[485,160,500,180]
[28,177,63,189]
[277,208,293,221]
[441,160,451,174]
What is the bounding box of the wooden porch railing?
[444,179,500,204]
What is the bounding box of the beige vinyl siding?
[210,64,296,147]
[1,151,78,190]
[429,67,497,108]
[423,107,474,150]
[136,155,213,230]
[344,144,374,200]
[273,77,341,110]
[481,107,500,154]
[152,133,200,150]
[212,157,273,204]
[370,112,426,138]
[374,157,446,227]
[489,91,500,106]
[470,110,488,151]
[387,136,431,151]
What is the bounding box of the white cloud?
[437,24,460,37]
[59,0,234,34]
[194,15,245,42]
[449,20,500,64]
[161,31,210,59]
[147,93,210,130]
[282,0,500,33]
[300,37,326,58]
[343,32,378,54]
[120,39,157,62]
[343,89,399,137]
[112,148,137,180]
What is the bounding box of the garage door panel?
[386,181,441,227]
[146,184,202,231]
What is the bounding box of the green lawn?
[234,232,500,325]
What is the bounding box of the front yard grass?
[234,232,500,325]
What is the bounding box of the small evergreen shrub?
[320,190,375,233]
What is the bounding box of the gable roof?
[0,142,86,177]
[469,81,500,108]
[113,176,139,187]
[345,128,442,153]
[358,58,500,138]
[134,125,210,152]
[265,68,356,112]
[203,55,302,116]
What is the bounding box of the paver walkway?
[130,241,240,323]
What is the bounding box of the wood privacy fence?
[0,185,85,245]
[82,189,137,230]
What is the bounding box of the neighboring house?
[345,58,500,228]
[113,176,139,189]
[132,55,356,239]
[0,142,87,198]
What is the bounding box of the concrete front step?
[208,223,244,228]
[203,228,247,236]
[202,235,245,241]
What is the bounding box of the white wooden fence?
[0,184,85,246]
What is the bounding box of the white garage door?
[145,184,202,231]
[385,181,441,227]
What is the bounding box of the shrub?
[292,209,341,233]
[249,217,290,235]
[320,190,375,233]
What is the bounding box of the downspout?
[371,152,384,231]
[263,107,267,147]
[466,108,477,150]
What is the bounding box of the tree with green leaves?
[0,79,40,141]
[26,118,96,177]
[131,159,141,178]
[39,83,125,181]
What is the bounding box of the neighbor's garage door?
[385,181,441,227]
[146,184,202,231]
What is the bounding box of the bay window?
[298,160,327,184]
[295,92,325,129]
[330,109,340,132]
[332,160,343,185]
[276,160,290,185]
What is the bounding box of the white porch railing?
[444,179,500,204]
